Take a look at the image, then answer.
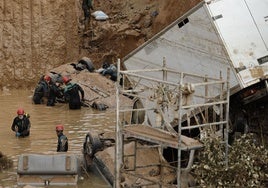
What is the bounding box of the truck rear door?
[206,0,268,88]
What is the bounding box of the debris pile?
[192,134,268,187]
[44,57,133,110]
[0,151,13,171]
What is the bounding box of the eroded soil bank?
[0,0,201,89]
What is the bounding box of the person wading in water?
[56,124,68,152]
[11,108,31,137]
[63,76,85,110]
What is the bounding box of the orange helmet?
[17,108,24,115]
[44,75,51,82]
[62,76,71,84]
[56,124,64,131]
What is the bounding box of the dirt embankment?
[0,0,201,89]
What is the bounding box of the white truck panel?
[206,0,268,87]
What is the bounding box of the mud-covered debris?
[192,134,268,187]
[0,151,13,171]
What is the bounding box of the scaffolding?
[115,58,230,188]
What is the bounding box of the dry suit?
[33,80,49,104]
[11,115,31,137]
[64,82,85,109]
[47,82,63,106]
[57,132,68,152]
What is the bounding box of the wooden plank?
[122,125,203,150]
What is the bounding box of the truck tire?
[83,131,103,168]
[79,57,95,72]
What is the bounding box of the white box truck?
[123,0,268,137]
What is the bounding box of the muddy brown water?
[0,89,113,187]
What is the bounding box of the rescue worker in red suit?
[11,108,31,137]
[63,76,85,110]
[56,124,68,152]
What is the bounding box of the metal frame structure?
[115,58,230,188]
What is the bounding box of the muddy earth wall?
[0,0,80,89]
[0,0,203,90]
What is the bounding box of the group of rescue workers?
[17,74,84,152]
[32,74,83,152]
[10,61,118,152]
[9,0,118,153]
[32,61,117,108]
[32,74,85,109]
